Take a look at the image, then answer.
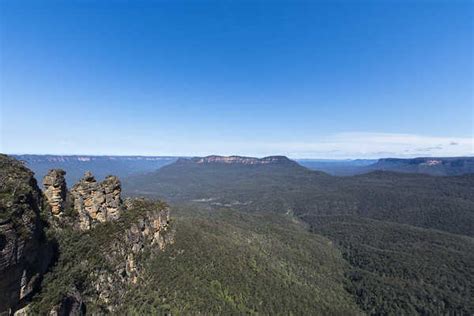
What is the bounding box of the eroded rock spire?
[43,170,124,230]
[43,169,67,216]
[70,172,123,230]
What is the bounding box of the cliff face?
[30,198,174,314]
[1,156,175,314]
[92,199,173,310]
[0,155,53,313]
[181,155,295,165]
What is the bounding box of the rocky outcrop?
[70,172,122,230]
[1,156,174,314]
[122,200,173,282]
[91,199,174,310]
[0,155,53,314]
[42,170,123,230]
[43,169,67,216]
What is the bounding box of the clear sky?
[1,0,473,158]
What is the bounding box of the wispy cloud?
[279,132,473,158]
[3,131,472,159]
[178,132,474,159]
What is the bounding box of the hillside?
[124,155,326,203]
[124,156,474,237]
[126,206,362,314]
[365,157,474,176]
[297,159,376,175]
[300,157,474,176]
[311,215,474,314]
[155,206,473,315]
[123,155,474,314]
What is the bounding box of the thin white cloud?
[177,132,474,159]
[2,131,473,159]
[278,132,473,158]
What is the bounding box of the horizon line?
[4,152,474,161]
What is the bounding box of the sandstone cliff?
[70,172,122,230]
[1,156,175,314]
[91,199,173,310]
[29,198,174,314]
[43,170,123,231]
[185,155,295,165]
[0,155,53,314]
[43,169,67,217]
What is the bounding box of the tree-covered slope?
[310,215,474,315]
[120,206,362,315]
[123,158,474,237]
[122,156,474,314]
[30,199,174,314]
[124,155,324,203]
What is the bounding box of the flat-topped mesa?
[185,155,295,165]
[70,171,123,230]
[43,169,67,216]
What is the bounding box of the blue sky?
[1,0,473,158]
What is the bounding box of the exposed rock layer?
[43,169,67,216]
[91,199,174,310]
[183,155,295,165]
[70,172,122,230]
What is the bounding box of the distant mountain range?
[180,155,297,165]
[299,156,474,176]
[122,154,474,314]
[365,157,474,176]
[124,155,474,237]
[12,155,177,184]
[11,155,474,185]
[297,159,376,175]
